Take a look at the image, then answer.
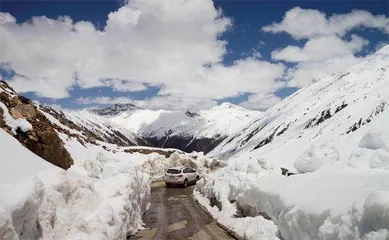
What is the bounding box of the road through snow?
[131,181,235,240]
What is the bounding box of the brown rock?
[0,83,74,169]
[24,129,74,169]
[15,104,36,119]
[0,107,5,128]
[0,92,10,103]
[10,108,23,119]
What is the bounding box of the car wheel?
[183,179,188,188]
[166,183,171,188]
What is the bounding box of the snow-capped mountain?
[0,80,154,169]
[94,102,262,153]
[40,106,147,147]
[194,45,389,240]
[209,45,389,171]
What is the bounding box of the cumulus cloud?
[272,34,368,62]
[0,12,16,24]
[100,79,148,92]
[262,7,389,39]
[76,95,217,111]
[285,54,363,87]
[270,34,368,87]
[0,0,284,102]
[239,93,281,111]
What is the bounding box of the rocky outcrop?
[91,103,140,116]
[0,81,74,169]
[144,135,226,154]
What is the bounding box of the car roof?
[167,166,189,170]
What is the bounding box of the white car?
[164,166,200,188]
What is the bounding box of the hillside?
[0,81,74,169]
[209,45,389,171]
[195,45,389,240]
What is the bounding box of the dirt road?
[131,181,234,240]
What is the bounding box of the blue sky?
[1,0,388,110]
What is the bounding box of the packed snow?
[57,131,224,181]
[195,157,389,240]
[0,129,151,239]
[294,143,339,173]
[141,151,226,180]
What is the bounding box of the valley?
[1,45,389,240]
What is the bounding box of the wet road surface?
[131,181,234,240]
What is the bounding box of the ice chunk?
[359,130,388,151]
[294,143,339,173]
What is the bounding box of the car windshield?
[166,169,181,174]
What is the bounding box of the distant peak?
[91,103,141,116]
[218,102,240,109]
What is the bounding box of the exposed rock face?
[91,103,140,116]
[0,81,74,169]
[0,107,5,128]
[144,135,226,154]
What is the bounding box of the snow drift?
[141,151,226,180]
[0,129,151,240]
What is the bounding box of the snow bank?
[294,143,339,173]
[196,161,389,240]
[0,102,32,134]
[0,177,44,239]
[141,151,226,180]
[0,128,151,240]
[194,158,281,239]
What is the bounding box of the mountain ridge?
[208,44,389,171]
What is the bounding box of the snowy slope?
[40,106,147,147]
[97,102,261,153]
[0,128,57,184]
[195,45,389,240]
[210,45,389,171]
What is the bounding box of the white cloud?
[0,12,16,24]
[263,7,388,88]
[100,79,148,92]
[269,31,370,88]
[76,95,217,111]
[159,58,285,99]
[262,7,389,39]
[239,93,281,111]
[272,34,368,62]
[286,54,363,88]
[0,0,286,102]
